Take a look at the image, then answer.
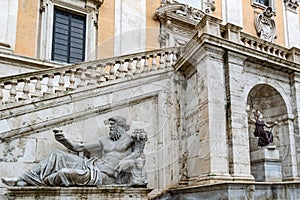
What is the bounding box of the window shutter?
[52,9,86,63]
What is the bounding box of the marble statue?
[249,109,278,147]
[2,116,148,187]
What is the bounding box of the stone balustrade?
[0,47,180,108]
[240,32,289,60]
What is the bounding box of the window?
[38,0,101,62]
[252,0,275,11]
[52,8,86,63]
[256,0,269,6]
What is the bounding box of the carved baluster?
[67,69,76,90]
[151,54,157,71]
[117,60,125,78]
[158,53,165,69]
[98,64,107,83]
[122,60,128,76]
[277,50,283,59]
[55,72,65,93]
[126,59,133,77]
[34,76,42,97]
[9,81,17,103]
[172,51,177,65]
[165,52,171,68]
[0,83,4,105]
[108,62,116,80]
[135,57,142,74]
[282,52,287,60]
[20,79,30,100]
[89,65,97,85]
[78,68,86,88]
[45,75,54,94]
[143,55,149,72]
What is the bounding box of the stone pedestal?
[250,146,282,182]
[3,186,152,200]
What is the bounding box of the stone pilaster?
[0,0,19,53]
[224,51,254,181]
[222,0,243,27]
[188,44,231,184]
[283,0,300,48]
[290,72,300,180]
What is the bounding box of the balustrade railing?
[0,47,180,107]
[240,32,289,60]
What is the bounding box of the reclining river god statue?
[2,116,148,187]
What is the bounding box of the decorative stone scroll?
[283,0,299,11]
[2,116,148,187]
[155,1,207,47]
[254,7,276,42]
[203,0,216,14]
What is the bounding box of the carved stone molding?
[254,7,276,42]
[283,0,299,11]
[155,1,207,47]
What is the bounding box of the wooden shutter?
[52,9,86,63]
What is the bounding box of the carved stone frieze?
[283,0,299,11]
[254,7,276,42]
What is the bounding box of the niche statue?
[249,109,278,147]
[2,116,148,187]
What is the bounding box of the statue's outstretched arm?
[53,129,103,154]
[53,129,84,152]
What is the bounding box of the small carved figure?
[2,116,148,187]
[255,7,276,42]
[249,109,278,147]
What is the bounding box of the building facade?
[1,0,300,199]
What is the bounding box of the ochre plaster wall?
[242,0,285,46]
[98,0,115,59]
[146,0,161,50]
[213,0,222,20]
[15,0,39,57]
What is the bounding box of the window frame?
[37,0,101,63]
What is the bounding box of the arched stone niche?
[247,84,291,181]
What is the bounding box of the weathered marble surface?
[3,186,152,200]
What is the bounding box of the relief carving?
[254,7,276,42]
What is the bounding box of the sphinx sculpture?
[2,116,148,187]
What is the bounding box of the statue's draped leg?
[20,150,102,186]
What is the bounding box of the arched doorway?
[247,84,289,181]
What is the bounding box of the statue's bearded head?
[105,116,130,141]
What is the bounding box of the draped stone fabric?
[21,150,105,186]
[254,120,273,147]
